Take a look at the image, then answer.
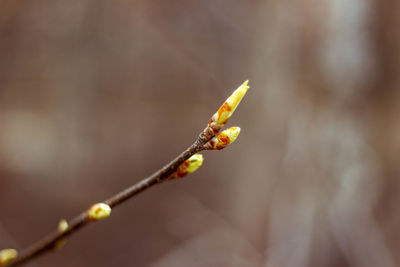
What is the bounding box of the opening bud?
[0,249,18,266]
[87,203,112,220]
[204,127,241,150]
[208,80,249,134]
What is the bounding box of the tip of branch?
[207,80,250,135]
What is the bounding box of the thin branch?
[3,81,249,267]
[6,134,207,267]
[105,136,206,208]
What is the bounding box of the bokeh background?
[1,0,399,266]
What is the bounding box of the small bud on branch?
[57,220,68,232]
[53,220,69,250]
[0,249,18,266]
[87,203,112,220]
[204,127,241,150]
[171,154,204,179]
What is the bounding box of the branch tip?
[207,80,250,135]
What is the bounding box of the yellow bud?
[53,219,69,251]
[186,154,204,173]
[175,154,204,178]
[0,249,18,266]
[205,127,241,150]
[58,219,68,232]
[208,81,249,133]
[87,203,111,220]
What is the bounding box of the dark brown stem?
[6,130,211,267]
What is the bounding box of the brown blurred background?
[0,0,399,266]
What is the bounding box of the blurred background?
[0,0,399,266]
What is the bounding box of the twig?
[2,81,250,267]
[7,138,205,267]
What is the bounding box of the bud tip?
[208,81,250,133]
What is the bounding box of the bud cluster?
[204,80,249,149]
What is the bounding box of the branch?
[1,81,250,267]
